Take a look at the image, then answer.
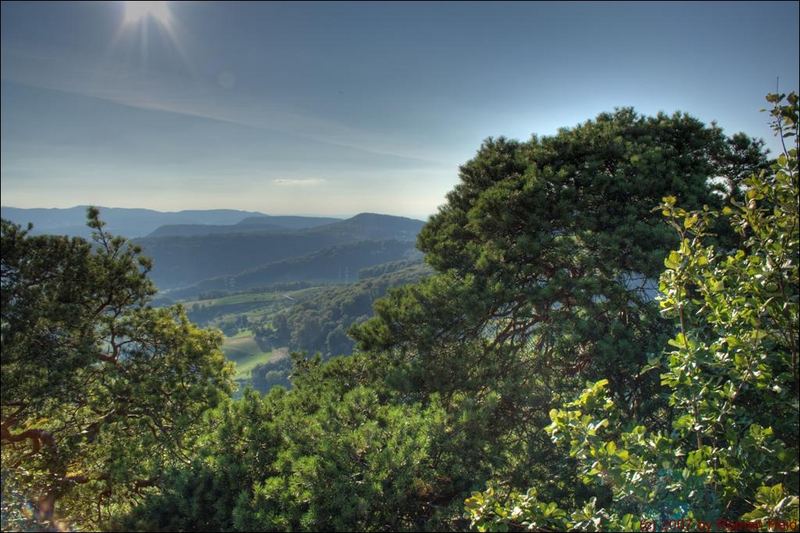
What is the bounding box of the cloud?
[272,178,326,186]
[0,44,447,167]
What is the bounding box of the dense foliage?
[3,94,796,532]
[465,93,798,531]
[119,356,461,531]
[349,104,769,504]
[0,210,233,530]
[112,98,783,533]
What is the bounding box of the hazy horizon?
[2,1,799,219]
[0,203,427,222]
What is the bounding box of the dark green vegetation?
[464,93,799,531]
[1,210,234,529]
[2,95,797,532]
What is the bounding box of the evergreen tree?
[466,92,798,532]
[1,209,233,530]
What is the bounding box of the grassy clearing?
[184,285,331,329]
[222,335,288,380]
[184,284,329,309]
[222,335,261,362]
[235,347,289,380]
[185,291,280,308]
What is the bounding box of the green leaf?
[664,251,682,270]
[741,508,768,520]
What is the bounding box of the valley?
[3,206,433,392]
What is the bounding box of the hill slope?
[302,212,424,241]
[171,240,422,298]
[135,213,425,290]
[235,215,342,230]
[147,215,342,237]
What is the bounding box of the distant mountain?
[146,215,341,238]
[147,223,287,238]
[0,206,267,238]
[302,213,424,241]
[236,215,341,229]
[169,240,422,299]
[134,213,426,290]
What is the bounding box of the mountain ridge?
[1,206,267,238]
[167,240,422,299]
[133,213,426,289]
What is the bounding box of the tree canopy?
[3,94,795,532]
[113,99,787,533]
[349,107,770,501]
[1,209,233,530]
[465,92,798,532]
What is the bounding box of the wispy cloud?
[0,44,448,167]
[273,178,326,186]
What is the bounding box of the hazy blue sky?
[2,1,798,219]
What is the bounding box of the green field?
[183,285,330,329]
[222,334,288,380]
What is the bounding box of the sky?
[1,1,798,219]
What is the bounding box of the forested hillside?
[145,214,340,237]
[264,260,430,357]
[133,213,425,289]
[176,260,431,393]
[2,94,797,532]
[172,240,422,299]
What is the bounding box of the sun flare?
[114,0,190,73]
[123,1,171,26]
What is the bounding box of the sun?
[113,0,189,72]
[123,1,172,26]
